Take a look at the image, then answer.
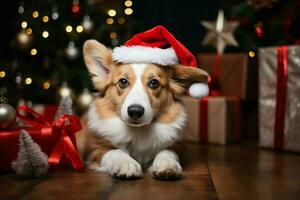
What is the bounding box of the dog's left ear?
[170,64,209,85]
[169,64,209,98]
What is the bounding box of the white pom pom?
[188,83,209,99]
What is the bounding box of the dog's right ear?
[83,40,113,85]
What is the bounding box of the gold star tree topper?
[201,10,239,54]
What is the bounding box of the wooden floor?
[1,141,300,200]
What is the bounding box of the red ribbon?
[208,54,222,96]
[17,105,50,128]
[16,106,85,171]
[274,46,288,149]
[199,97,208,144]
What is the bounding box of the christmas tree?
[12,129,49,178]
[54,93,74,119]
[0,0,136,105]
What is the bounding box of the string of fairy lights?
[17,0,133,57]
[0,0,134,107]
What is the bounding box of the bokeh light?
[107,9,116,17]
[125,8,133,15]
[30,48,37,56]
[106,18,114,25]
[32,11,39,18]
[25,77,32,85]
[66,25,73,32]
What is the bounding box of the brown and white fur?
[77,40,208,180]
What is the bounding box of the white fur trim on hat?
[188,83,209,99]
[112,46,179,66]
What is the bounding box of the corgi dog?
[77,39,208,180]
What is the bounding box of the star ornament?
[201,10,239,54]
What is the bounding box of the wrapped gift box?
[0,106,84,172]
[259,45,300,153]
[0,127,56,172]
[182,96,240,145]
[197,53,258,100]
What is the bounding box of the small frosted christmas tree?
[54,95,73,120]
[12,129,49,178]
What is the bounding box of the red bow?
[16,105,85,171]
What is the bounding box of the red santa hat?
[112,25,209,98]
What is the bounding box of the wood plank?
[3,142,299,200]
[108,143,218,200]
[109,174,218,200]
[207,142,300,200]
[182,142,211,175]
[22,172,115,200]
[0,174,42,200]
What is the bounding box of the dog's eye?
[148,79,159,89]
[118,78,129,89]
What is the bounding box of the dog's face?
[83,40,208,127]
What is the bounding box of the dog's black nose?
[127,104,144,120]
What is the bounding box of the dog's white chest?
[125,128,166,165]
[87,103,187,165]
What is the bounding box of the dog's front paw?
[111,158,143,179]
[150,150,182,180]
[151,158,182,180]
[101,150,143,179]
